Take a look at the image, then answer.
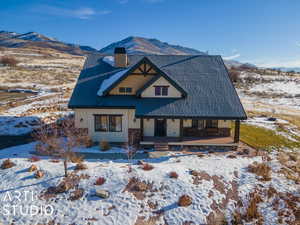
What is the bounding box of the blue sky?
[1,0,300,67]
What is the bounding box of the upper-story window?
[155,86,169,96]
[119,87,132,94]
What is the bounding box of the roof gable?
[102,57,186,96]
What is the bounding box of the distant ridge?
[0,31,98,55]
[99,36,207,55]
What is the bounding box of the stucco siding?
[74,108,140,142]
[141,76,182,98]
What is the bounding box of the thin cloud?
[33,5,111,19]
[256,58,300,68]
[223,53,241,60]
[296,42,300,47]
[119,0,129,4]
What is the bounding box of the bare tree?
[124,135,138,172]
[33,117,87,177]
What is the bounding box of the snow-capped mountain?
[13,32,57,42]
[0,31,98,55]
[99,36,207,55]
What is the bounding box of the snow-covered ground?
[0,143,299,225]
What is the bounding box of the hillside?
[99,36,207,55]
[0,31,98,55]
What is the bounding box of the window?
[192,120,205,129]
[119,87,132,93]
[94,115,122,132]
[206,120,218,128]
[154,86,168,96]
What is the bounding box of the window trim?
[119,87,132,94]
[94,114,123,132]
[192,119,205,129]
[154,85,169,96]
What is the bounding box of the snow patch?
[97,69,129,96]
[102,56,115,67]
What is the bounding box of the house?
[68,47,247,148]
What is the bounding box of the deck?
[140,136,237,146]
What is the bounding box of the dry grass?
[278,152,300,184]
[248,162,272,181]
[69,188,84,201]
[239,124,300,150]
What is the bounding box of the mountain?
[273,67,300,73]
[99,36,207,55]
[0,31,98,55]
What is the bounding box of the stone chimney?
[114,47,127,67]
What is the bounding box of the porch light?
[133,118,136,122]
[80,118,83,122]
[172,119,175,122]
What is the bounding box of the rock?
[134,182,148,191]
[267,117,277,121]
[243,148,250,154]
[227,154,237,159]
[95,189,110,199]
[28,164,38,172]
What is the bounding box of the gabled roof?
[100,57,186,97]
[68,54,247,119]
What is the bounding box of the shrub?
[134,181,149,192]
[68,152,84,163]
[248,162,271,181]
[169,171,179,179]
[1,159,16,169]
[29,156,41,162]
[178,195,192,207]
[74,163,87,170]
[245,193,262,221]
[0,56,18,67]
[141,163,154,171]
[229,67,240,82]
[94,177,106,186]
[99,140,111,151]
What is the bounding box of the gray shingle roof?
[68,54,247,119]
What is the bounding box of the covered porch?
[138,117,241,146]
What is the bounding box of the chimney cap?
[114,47,126,54]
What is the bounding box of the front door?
[155,119,167,137]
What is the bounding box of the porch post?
[180,119,183,141]
[140,118,144,141]
[234,120,240,143]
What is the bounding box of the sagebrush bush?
[248,162,271,181]
[68,152,84,163]
[1,159,16,169]
[141,163,154,171]
[94,177,106,186]
[178,195,192,207]
[74,163,87,170]
[99,140,111,151]
[169,171,179,179]
[29,156,41,162]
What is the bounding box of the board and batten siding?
[74,108,140,142]
[141,76,182,98]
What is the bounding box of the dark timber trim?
[234,120,240,143]
[140,118,144,141]
[180,119,183,141]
